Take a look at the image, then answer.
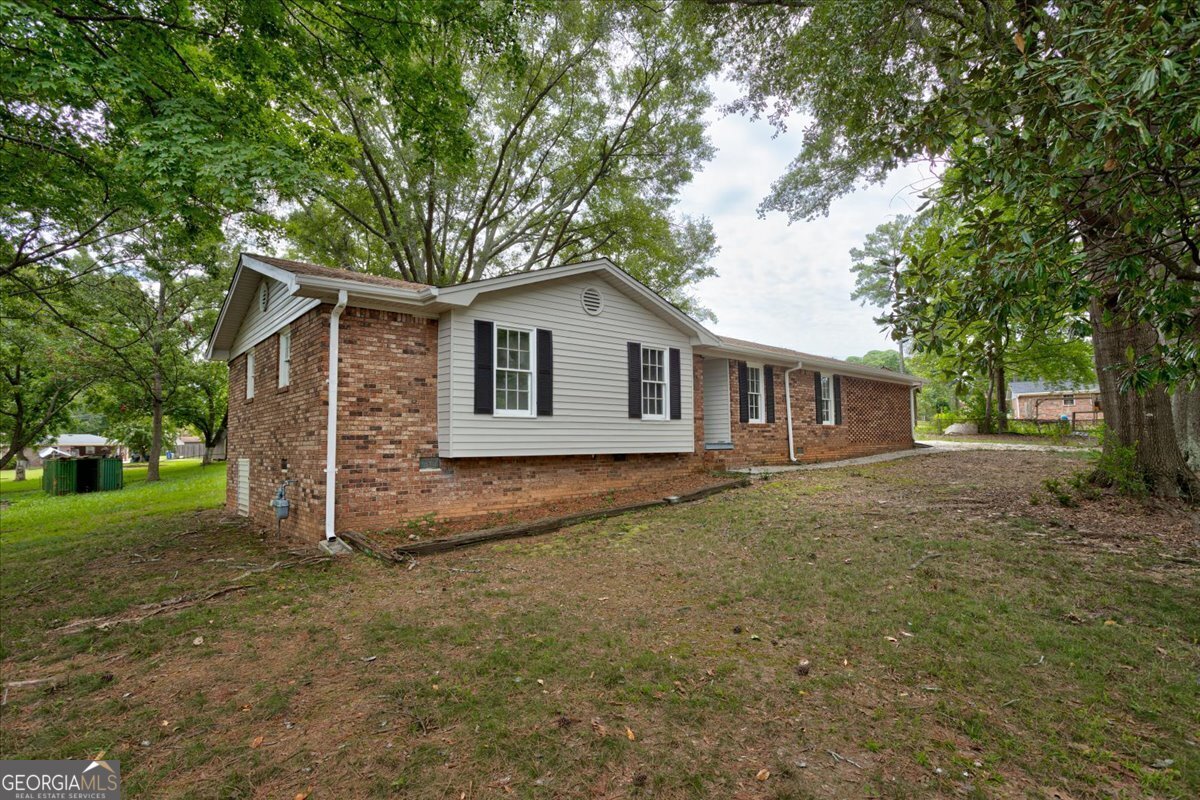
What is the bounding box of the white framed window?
[641,346,668,420]
[746,364,764,423]
[494,326,535,416]
[246,349,256,399]
[1062,394,1075,406]
[278,327,292,387]
[820,375,834,425]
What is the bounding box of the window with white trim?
[246,349,256,399]
[746,365,764,423]
[820,374,834,424]
[494,326,534,416]
[278,327,291,387]
[1062,394,1075,406]
[641,346,667,419]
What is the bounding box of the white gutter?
[324,290,349,541]
[784,364,805,462]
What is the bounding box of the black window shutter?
[473,320,494,414]
[833,374,843,425]
[668,348,682,420]
[738,361,750,423]
[536,329,553,416]
[764,366,776,423]
[813,371,823,423]
[627,342,642,418]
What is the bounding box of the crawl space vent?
[580,286,604,316]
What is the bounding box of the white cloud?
[677,81,935,360]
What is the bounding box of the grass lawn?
[1,451,1197,798]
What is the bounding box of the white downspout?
[324,290,348,542]
[910,385,918,437]
[784,363,804,463]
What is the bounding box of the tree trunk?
[994,362,1008,433]
[147,376,163,482]
[0,443,21,472]
[14,459,26,481]
[1173,384,1200,472]
[980,355,995,435]
[1089,293,1199,499]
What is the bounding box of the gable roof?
[205,254,922,386]
[1010,379,1099,396]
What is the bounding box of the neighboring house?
[15,435,126,467]
[207,254,923,545]
[1010,380,1103,422]
[174,434,228,461]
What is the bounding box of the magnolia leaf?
[1013,31,1026,53]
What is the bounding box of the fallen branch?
[50,555,332,635]
[827,750,863,769]
[2,675,66,705]
[909,552,943,570]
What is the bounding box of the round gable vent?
[580,286,604,316]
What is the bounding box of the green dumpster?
[42,457,123,495]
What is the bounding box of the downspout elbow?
[784,364,804,463]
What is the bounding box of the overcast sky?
[676,81,936,360]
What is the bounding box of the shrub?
[1091,427,1148,497]
[1042,478,1078,507]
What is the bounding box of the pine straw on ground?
[1,451,1197,799]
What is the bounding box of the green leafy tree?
[54,229,228,481]
[170,360,228,465]
[849,214,924,372]
[845,350,903,372]
[287,1,720,317]
[0,291,94,469]
[706,0,1199,496]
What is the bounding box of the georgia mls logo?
[1,753,121,799]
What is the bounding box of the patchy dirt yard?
[2,451,1197,799]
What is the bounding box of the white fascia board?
[240,255,302,290]
[695,343,802,366]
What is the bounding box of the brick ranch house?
[1010,380,1103,423]
[207,254,923,546]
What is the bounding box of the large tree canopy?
[708,0,1199,496]
[286,1,720,316]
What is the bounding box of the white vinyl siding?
[820,374,834,425]
[746,365,764,423]
[702,358,731,444]
[438,274,694,457]
[245,349,256,399]
[494,326,534,416]
[278,327,291,387]
[229,277,320,359]
[641,346,667,420]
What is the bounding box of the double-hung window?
[278,327,291,387]
[641,346,667,419]
[245,349,256,399]
[746,365,764,423]
[1062,394,1075,406]
[494,326,534,416]
[820,374,834,424]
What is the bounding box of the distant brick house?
[207,255,923,545]
[1010,380,1103,423]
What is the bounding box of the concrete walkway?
[914,439,1088,453]
[734,438,1088,475]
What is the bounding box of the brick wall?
[226,307,329,540]
[228,309,915,540]
[1018,394,1101,421]
[703,359,915,468]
